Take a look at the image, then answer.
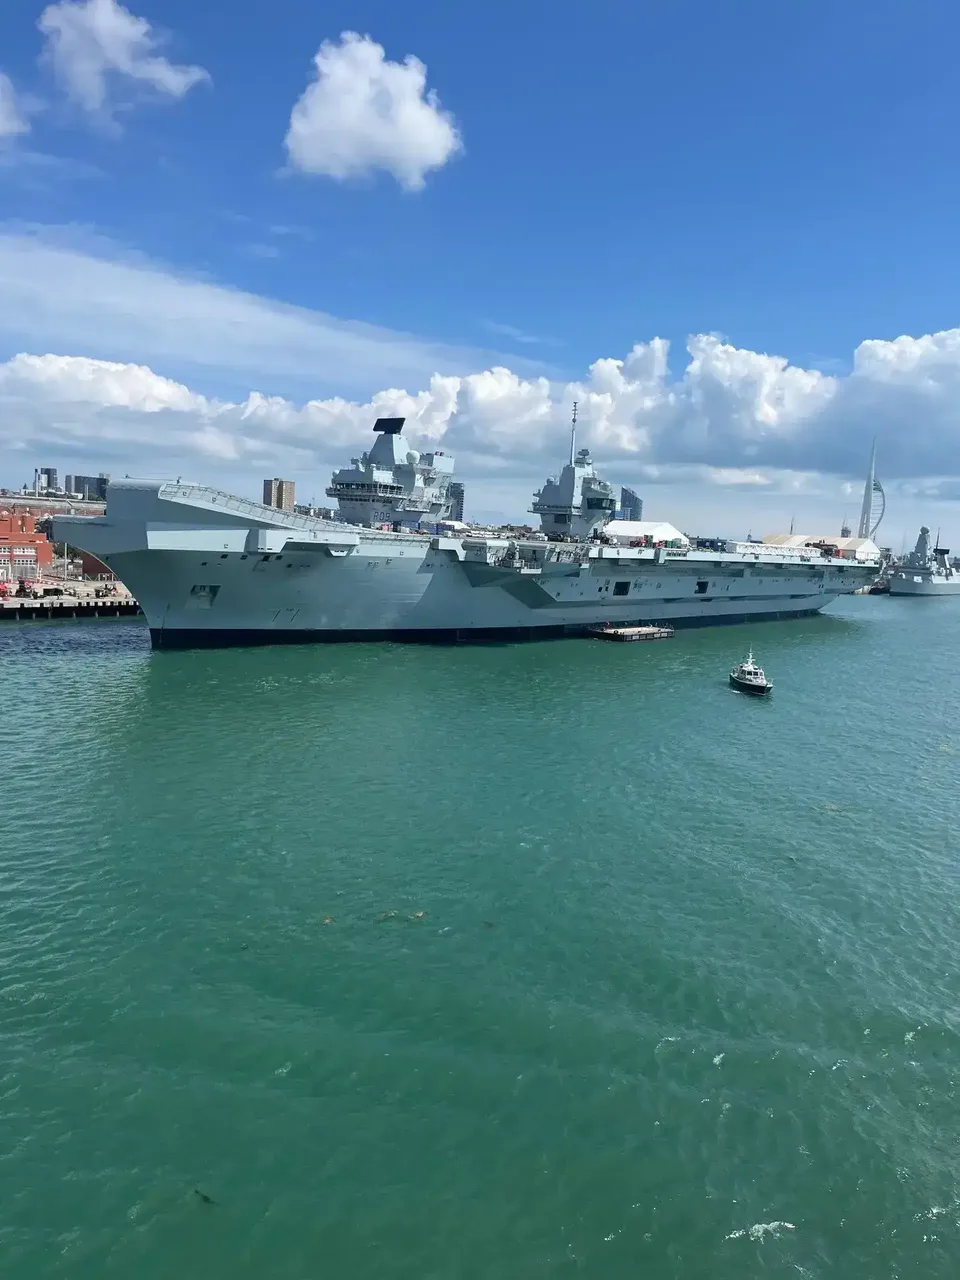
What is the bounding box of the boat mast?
[569,401,578,466]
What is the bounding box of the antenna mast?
[569,401,578,466]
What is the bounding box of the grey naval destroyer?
[889,527,960,596]
[53,413,880,649]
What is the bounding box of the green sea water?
[2,599,959,1279]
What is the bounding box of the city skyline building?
[263,478,296,510]
[69,474,110,502]
[619,487,643,522]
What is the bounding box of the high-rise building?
[39,467,58,492]
[619,487,643,522]
[71,474,110,501]
[448,482,464,522]
[263,478,295,510]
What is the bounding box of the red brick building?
[0,510,54,582]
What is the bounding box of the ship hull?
[104,540,850,648]
[888,575,960,596]
[150,608,825,649]
[729,674,772,695]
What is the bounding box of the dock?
[591,624,675,642]
[0,599,142,622]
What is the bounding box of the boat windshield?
[737,662,764,679]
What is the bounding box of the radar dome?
[406,450,421,466]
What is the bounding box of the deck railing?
[158,484,339,533]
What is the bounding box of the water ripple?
[1,604,959,1278]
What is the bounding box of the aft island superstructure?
[53,416,880,649]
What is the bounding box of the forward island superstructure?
[53,416,881,649]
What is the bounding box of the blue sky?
[1,0,960,537]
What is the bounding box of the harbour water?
[2,599,959,1279]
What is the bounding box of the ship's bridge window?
[613,581,630,597]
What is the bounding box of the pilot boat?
[729,650,772,695]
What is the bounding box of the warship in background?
[53,408,881,649]
[888,527,960,596]
[854,442,960,596]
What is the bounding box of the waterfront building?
[0,510,54,582]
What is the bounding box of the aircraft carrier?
[53,414,880,648]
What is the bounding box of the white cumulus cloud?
[5,329,960,489]
[38,0,209,123]
[4,352,205,413]
[284,31,461,190]
[6,230,960,533]
[8,332,960,536]
[0,72,30,138]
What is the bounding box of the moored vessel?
[52,414,881,650]
[888,527,960,596]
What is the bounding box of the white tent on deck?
[762,533,880,562]
[602,520,689,546]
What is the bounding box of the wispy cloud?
[268,224,314,241]
[0,147,102,189]
[0,71,30,138]
[0,224,551,400]
[37,0,209,129]
[482,320,562,348]
[242,242,281,261]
